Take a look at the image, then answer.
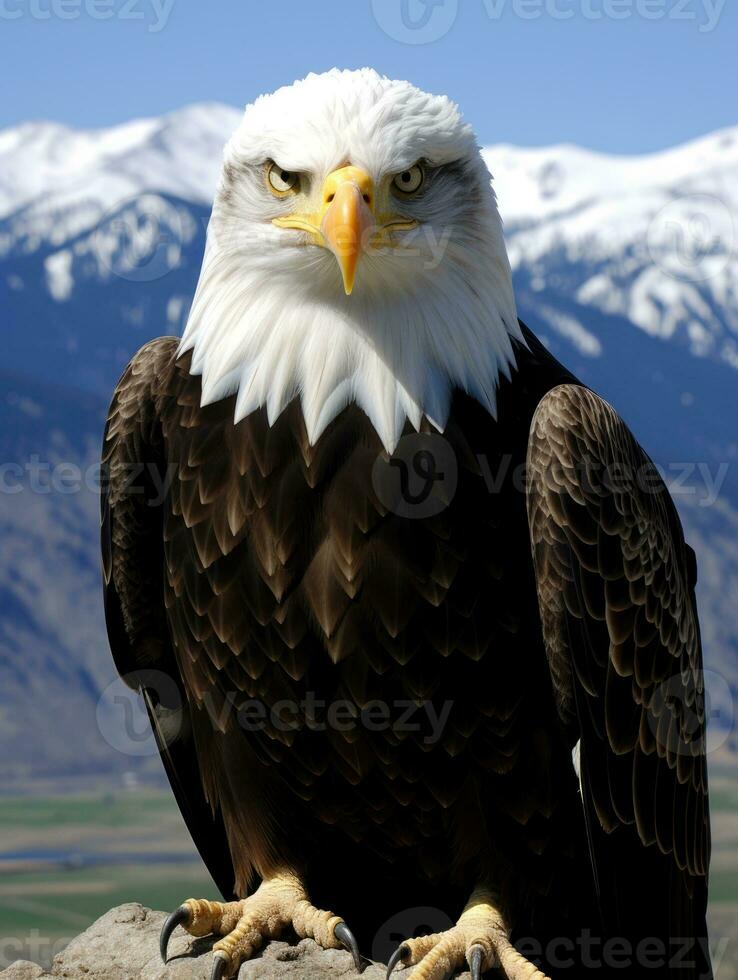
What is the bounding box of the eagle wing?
[526,383,711,970]
[101,337,237,900]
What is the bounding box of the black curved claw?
[469,945,484,980]
[210,952,228,980]
[160,905,191,963]
[335,921,364,974]
[386,943,410,979]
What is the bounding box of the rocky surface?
[0,905,393,980]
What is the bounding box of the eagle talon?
[388,888,551,980]
[468,945,484,980]
[335,920,364,973]
[160,876,360,976]
[160,904,192,963]
[210,952,229,980]
[387,942,410,978]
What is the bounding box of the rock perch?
[0,904,401,980]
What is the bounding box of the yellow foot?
[386,887,550,980]
[160,870,362,978]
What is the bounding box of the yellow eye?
[267,163,300,196]
[392,164,424,195]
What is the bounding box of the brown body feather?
[101,324,711,974]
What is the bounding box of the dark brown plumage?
[101,323,711,976]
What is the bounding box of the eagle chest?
[160,385,544,808]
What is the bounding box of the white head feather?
[180,68,521,452]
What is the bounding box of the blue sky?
[2,0,736,152]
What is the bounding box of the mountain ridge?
[2,104,736,370]
[1,105,736,784]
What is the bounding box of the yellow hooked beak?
[319,167,375,295]
[272,165,416,296]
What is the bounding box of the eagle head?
[180,69,522,452]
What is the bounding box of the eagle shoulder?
[103,335,180,454]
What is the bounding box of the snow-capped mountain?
[2,104,737,376]
[0,103,236,220]
[491,130,738,367]
[1,105,737,784]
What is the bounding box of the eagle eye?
[267,163,300,196]
[392,164,425,196]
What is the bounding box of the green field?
[0,788,214,968]
[0,783,736,973]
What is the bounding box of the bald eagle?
[102,69,711,980]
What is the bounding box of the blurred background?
[1,0,737,973]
